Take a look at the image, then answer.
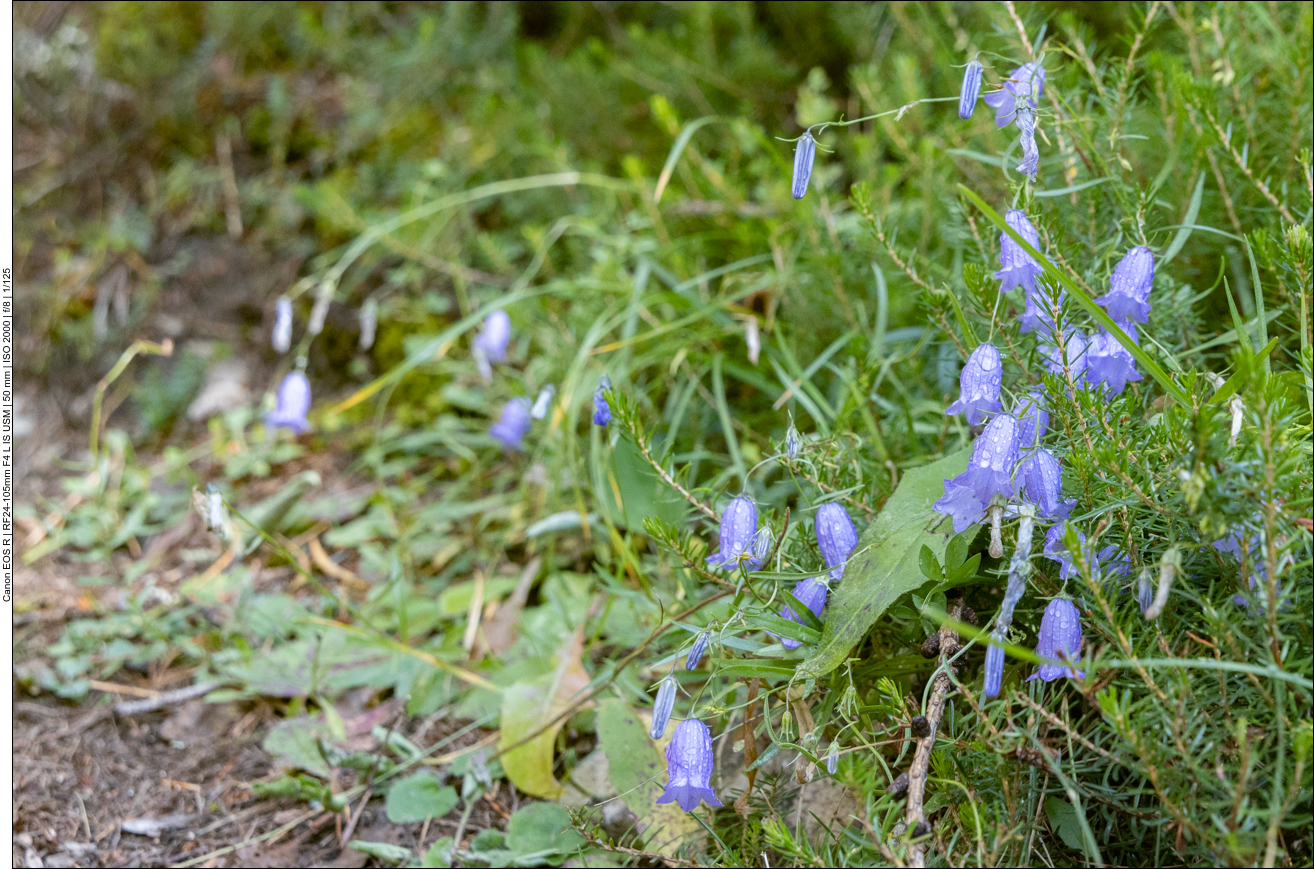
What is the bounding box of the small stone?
[959,604,978,626]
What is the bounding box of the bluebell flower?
[1096,247,1155,329]
[983,62,1046,128]
[785,419,802,461]
[489,398,532,451]
[1027,598,1085,683]
[686,633,710,671]
[657,719,722,812]
[945,343,1004,425]
[530,384,555,420]
[933,413,1021,533]
[1040,329,1090,384]
[959,59,984,119]
[815,502,859,581]
[994,210,1044,295]
[651,675,677,740]
[1138,571,1155,616]
[473,310,511,380]
[777,576,829,650]
[1043,524,1131,581]
[1014,389,1049,448]
[1085,331,1143,396]
[706,496,761,571]
[358,297,378,352]
[593,375,613,426]
[1019,448,1074,519]
[272,297,293,354]
[983,634,1006,698]
[265,372,312,433]
[1020,282,1064,335]
[1015,104,1040,179]
[792,131,816,200]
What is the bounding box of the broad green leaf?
[597,435,689,531]
[262,715,332,777]
[385,772,459,823]
[800,450,970,679]
[595,699,701,857]
[506,803,586,862]
[422,837,455,868]
[499,631,591,799]
[347,841,412,864]
[919,544,941,582]
[1161,173,1206,265]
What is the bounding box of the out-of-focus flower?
[265,372,312,433]
[983,62,1046,127]
[657,719,722,812]
[1019,448,1074,519]
[473,310,511,380]
[1027,598,1085,683]
[1137,569,1155,616]
[825,742,839,775]
[489,398,532,451]
[530,384,555,420]
[792,131,817,199]
[933,413,1021,532]
[994,210,1044,295]
[744,315,761,364]
[706,496,762,571]
[272,297,293,353]
[1096,247,1155,329]
[959,59,984,119]
[593,375,613,426]
[1040,329,1090,384]
[1014,389,1049,448]
[815,502,859,581]
[1015,104,1039,179]
[358,297,378,352]
[777,576,829,650]
[945,343,1004,425]
[1020,282,1064,335]
[1085,331,1143,396]
[686,633,710,671]
[650,675,677,740]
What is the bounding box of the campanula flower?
[1015,104,1040,179]
[994,210,1044,294]
[1027,598,1085,683]
[1097,247,1155,328]
[1085,331,1143,396]
[815,502,859,581]
[983,635,1006,698]
[825,742,840,775]
[1020,282,1064,335]
[473,310,511,380]
[489,398,532,451]
[785,420,802,461]
[272,297,293,353]
[983,62,1046,127]
[778,576,828,650]
[657,719,722,812]
[945,343,1003,425]
[593,375,613,426]
[706,496,761,571]
[792,131,816,199]
[1019,448,1074,519]
[752,527,773,566]
[1043,524,1131,581]
[265,372,312,433]
[686,633,710,671]
[933,413,1021,533]
[1014,389,1049,448]
[1040,329,1090,384]
[358,297,377,352]
[650,675,677,740]
[530,384,555,420]
[959,59,984,119]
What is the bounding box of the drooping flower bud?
[686,633,710,671]
[792,131,817,200]
[592,375,613,426]
[1014,389,1049,448]
[959,59,984,119]
[825,742,839,775]
[358,297,378,352]
[994,210,1044,295]
[785,414,802,461]
[706,496,761,571]
[473,310,511,380]
[982,633,1006,698]
[1018,448,1074,519]
[530,384,555,420]
[651,675,677,740]
[1027,598,1085,683]
[777,576,829,650]
[1085,331,1143,396]
[272,297,293,354]
[752,527,773,567]
[265,372,312,433]
[1096,247,1155,327]
[983,62,1046,128]
[1137,569,1155,616]
[945,343,1003,426]
[489,398,532,451]
[815,502,859,581]
[1015,104,1040,179]
[656,719,722,812]
[933,413,1021,533]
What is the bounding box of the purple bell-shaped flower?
[1096,247,1154,329]
[792,131,817,200]
[1043,524,1131,581]
[1018,448,1074,519]
[272,297,293,353]
[706,496,762,571]
[994,210,1044,295]
[593,375,613,426]
[958,59,984,119]
[945,343,1004,426]
[777,576,829,650]
[933,413,1021,533]
[815,502,859,581]
[1014,390,1049,448]
[489,398,532,451]
[473,310,511,380]
[1040,329,1090,384]
[983,62,1046,127]
[265,372,312,433]
[656,719,723,812]
[1027,598,1085,683]
[1085,331,1143,396]
[1015,104,1040,179]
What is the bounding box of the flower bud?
[358,297,378,352]
[530,384,555,420]
[651,675,677,740]
[825,742,839,775]
[959,59,984,119]
[686,632,710,671]
[272,297,293,353]
[983,634,1006,698]
[791,131,816,200]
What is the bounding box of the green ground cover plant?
[13,2,1312,866]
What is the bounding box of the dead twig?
[114,681,222,716]
[905,602,964,867]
